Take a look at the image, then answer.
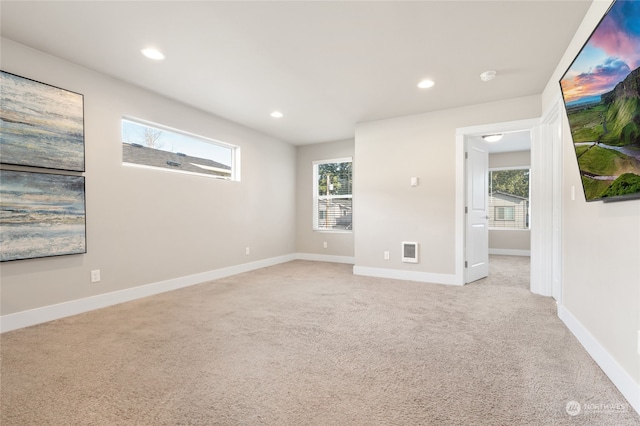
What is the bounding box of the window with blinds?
[313,158,352,231]
[488,168,530,229]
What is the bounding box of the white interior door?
[465,137,489,283]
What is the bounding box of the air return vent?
[402,242,418,263]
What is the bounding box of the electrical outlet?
[245,247,250,255]
[384,251,390,260]
[90,269,101,283]
[323,242,328,249]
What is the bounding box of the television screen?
[559,0,640,202]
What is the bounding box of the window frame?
[121,116,240,181]
[313,157,353,233]
[488,166,530,230]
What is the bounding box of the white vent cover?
[402,242,418,263]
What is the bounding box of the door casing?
[456,118,549,292]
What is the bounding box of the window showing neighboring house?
[488,168,530,229]
[122,117,239,180]
[313,158,352,231]
[495,206,515,221]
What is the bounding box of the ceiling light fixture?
[482,134,504,143]
[270,111,284,119]
[480,70,497,82]
[417,79,435,89]
[141,48,165,61]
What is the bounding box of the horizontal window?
[122,117,238,180]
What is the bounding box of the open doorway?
[486,133,532,259]
[457,109,564,299]
[464,131,532,283]
[457,118,539,290]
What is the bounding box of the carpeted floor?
[1,257,638,425]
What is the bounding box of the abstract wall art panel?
[0,170,86,262]
[0,71,85,172]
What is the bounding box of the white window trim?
[313,157,353,233]
[122,116,240,181]
[489,165,530,171]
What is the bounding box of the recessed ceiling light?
[417,79,435,89]
[482,134,504,142]
[270,111,284,119]
[141,48,165,61]
[480,70,497,82]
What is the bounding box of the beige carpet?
[1,257,638,425]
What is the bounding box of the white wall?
[295,139,354,260]
[489,150,531,255]
[353,96,540,283]
[0,38,296,316]
[541,0,640,403]
[489,231,530,255]
[488,150,530,170]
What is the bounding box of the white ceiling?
[0,1,592,146]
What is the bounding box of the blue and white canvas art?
[0,170,86,262]
[0,71,85,171]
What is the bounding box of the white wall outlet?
[384,251,390,260]
[323,241,328,249]
[411,177,418,187]
[245,247,250,255]
[90,269,101,283]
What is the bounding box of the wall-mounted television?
[559,0,640,202]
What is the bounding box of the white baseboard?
[353,265,460,286]
[489,249,531,256]
[558,304,640,416]
[295,253,355,264]
[0,254,296,334]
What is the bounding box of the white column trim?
[530,95,563,298]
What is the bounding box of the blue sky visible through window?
[122,119,232,167]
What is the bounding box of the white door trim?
[530,97,564,298]
[456,118,539,288]
[539,96,564,301]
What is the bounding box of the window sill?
[313,229,353,234]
